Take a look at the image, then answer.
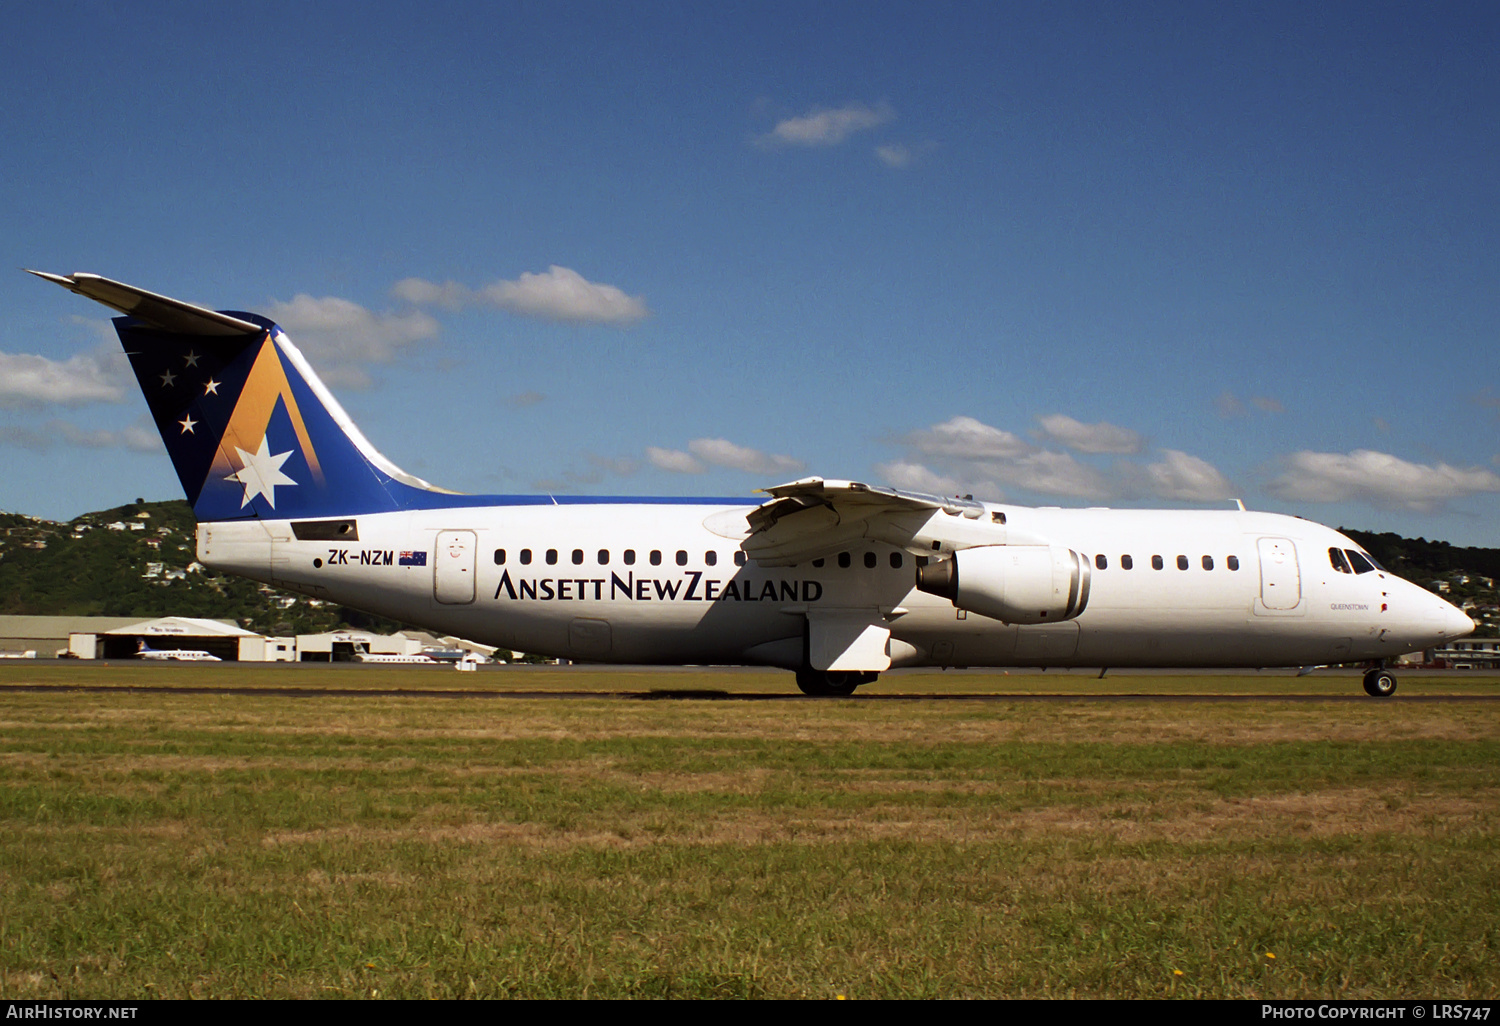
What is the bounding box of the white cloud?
[1035,414,1142,454]
[687,438,804,476]
[647,447,705,474]
[990,450,1114,500]
[1268,449,1500,512]
[1215,391,1245,418]
[586,453,641,477]
[68,315,123,347]
[887,416,1115,500]
[0,351,128,408]
[0,418,159,453]
[1216,390,1283,418]
[898,416,1032,460]
[875,460,999,500]
[395,267,648,325]
[760,102,895,147]
[646,438,803,476]
[267,295,440,390]
[390,278,469,309]
[1145,449,1235,502]
[875,143,912,168]
[507,391,545,408]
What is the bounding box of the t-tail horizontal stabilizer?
[29,271,447,522]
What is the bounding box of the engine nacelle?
[915,545,1091,624]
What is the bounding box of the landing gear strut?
[1362,667,1397,697]
[795,668,878,696]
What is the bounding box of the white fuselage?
[196,500,1472,671]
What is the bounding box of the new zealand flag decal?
[399,551,428,567]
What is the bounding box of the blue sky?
[2,2,1497,545]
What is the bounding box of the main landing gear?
[1363,667,1398,697]
[795,668,878,696]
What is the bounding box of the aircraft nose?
[1428,594,1475,638]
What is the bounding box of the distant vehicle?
[136,639,220,662]
[35,270,1475,697]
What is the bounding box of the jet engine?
[915,545,1091,624]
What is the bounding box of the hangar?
[67,617,293,662]
[0,615,151,658]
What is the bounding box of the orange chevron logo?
[208,332,325,488]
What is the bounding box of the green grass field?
[1,664,1497,998]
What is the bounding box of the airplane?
[31,270,1475,697]
[135,639,221,662]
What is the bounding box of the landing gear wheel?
[1363,668,1397,697]
[795,669,878,696]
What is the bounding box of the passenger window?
[812,558,825,568]
[624,549,636,566]
[1328,547,1351,574]
[520,548,533,565]
[838,552,851,569]
[571,548,584,565]
[734,551,748,566]
[864,552,877,569]
[546,549,558,565]
[1095,554,1107,570]
[705,551,717,566]
[675,549,688,566]
[1202,555,1214,571]
[1176,555,1189,571]
[1227,555,1239,571]
[890,553,903,569]
[494,549,506,565]
[598,549,609,565]
[650,550,662,566]
[1152,555,1164,570]
[916,556,929,567]
[1121,554,1133,570]
[1347,550,1375,574]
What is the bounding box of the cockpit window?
[1346,550,1376,575]
[1360,550,1385,571]
[1328,547,1352,574]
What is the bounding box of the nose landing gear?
[1362,667,1397,697]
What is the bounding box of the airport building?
[0,615,488,663]
[66,616,292,662]
[1429,638,1500,670]
[0,615,155,659]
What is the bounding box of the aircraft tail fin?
[30,271,449,522]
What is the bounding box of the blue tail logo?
[119,315,340,519]
[30,271,458,523]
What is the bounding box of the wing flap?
[744,477,1007,566]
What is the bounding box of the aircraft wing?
[26,271,261,336]
[743,477,1005,566]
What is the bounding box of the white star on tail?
[226,437,298,509]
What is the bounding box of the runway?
[3,682,1498,702]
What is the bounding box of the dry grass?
[0,674,1497,998]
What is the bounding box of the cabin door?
[1256,537,1301,611]
[434,530,477,604]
